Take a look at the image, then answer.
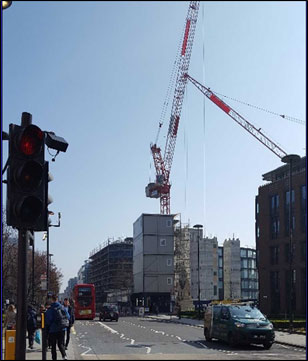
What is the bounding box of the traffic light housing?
[6,123,48,231]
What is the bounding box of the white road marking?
[98,321,119,334]
[196,341,208,349]
[80,347,92,356]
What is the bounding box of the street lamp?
[2,1,12,9]
[193,224,203,320]
[42,212,61,294]
[281,154,300,333]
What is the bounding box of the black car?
[99,305,119,322]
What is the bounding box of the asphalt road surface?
[70,317,306,360]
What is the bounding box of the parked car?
[204,302,275,349]
[99,304,119,322]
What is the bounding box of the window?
[301,185,306,202]
[167,277,172,285]
[213,285,217,296]
[270,246,279,265]
[167,259,172,266]
[247,250,253,258]
[241,259,248,268]
[240,249,247,257]
[160,239,166,246]
[270,271,280,292]
[301,185,307,232]
[286,190,295,205]
[166,219,172,227]
[270,194,279,214]
[271,217,280,239]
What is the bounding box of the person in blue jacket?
[45,294,70,361]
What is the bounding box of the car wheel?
[263,341,273,350]
[204,328,212,342]
[228,333,236,347]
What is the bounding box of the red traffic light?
[19,125,44,156]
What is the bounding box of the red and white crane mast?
[146,1,200,215]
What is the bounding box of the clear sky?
[2,1,306,293]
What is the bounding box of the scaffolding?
[88,237,133,306]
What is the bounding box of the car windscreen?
[229,306,266,320]
[103,306,118,312]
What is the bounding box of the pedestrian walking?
[27,304,37,349]
[63,298,75,350]
[46,294,70,361]
[45,301,52,349]
[4,304,16,330]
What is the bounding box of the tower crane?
[145,1,200,215]
[185,73,287,159]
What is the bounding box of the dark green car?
[204,303,275,349]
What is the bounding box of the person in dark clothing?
[27,304,37,349]
[44,301,52,350]
[63,298,75,350]
[45,294,70,361]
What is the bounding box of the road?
[70,317,306,360]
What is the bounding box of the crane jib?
[181,20,191,56]
[209,93,231,114]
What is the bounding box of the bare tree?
[2,210,63,308]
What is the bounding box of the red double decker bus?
[73,283,96,320]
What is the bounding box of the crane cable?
[210,89,305,126]
[202,2,207,234]
[155,22,187,145]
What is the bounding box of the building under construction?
[88,237,133,309]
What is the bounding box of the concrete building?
[223,238,241,300]
[174,222,194,311]
[89,237,133,307]
[256,156,306,318]
[133,214,175,313]
[190,234,219,305]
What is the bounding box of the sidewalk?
[25,339,75,360]
[145,314,307,349]
[2,329,75,360]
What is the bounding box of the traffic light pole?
[15,230,29,360]
[15,112,33,360]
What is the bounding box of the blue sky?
[2,1,306,292]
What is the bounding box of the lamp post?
[193,224,203,320]
[43,212,61,295]
[281,154,300,333]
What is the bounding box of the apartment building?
[256,156,306,317]
[133,214,175,313]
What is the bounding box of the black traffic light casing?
[6,123,48,231]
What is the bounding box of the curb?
[274,340,306,349]
[145,315,306,349]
